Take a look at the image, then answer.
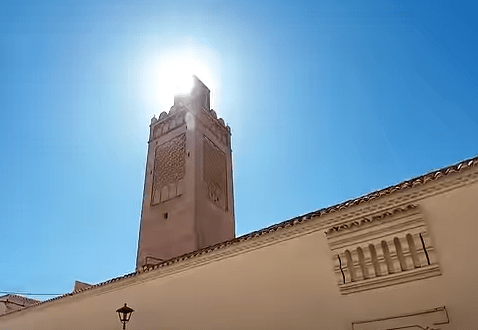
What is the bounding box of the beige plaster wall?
[1,174,477,330]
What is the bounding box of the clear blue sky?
[1,0,477,300]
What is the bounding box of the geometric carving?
[326,204,441,294]
[352,306,450,330]
[203,135,227,210]
[151,133,186,205]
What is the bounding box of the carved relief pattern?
[151,133,186,205]
[152,114,185,140]
[326,205,441,294]
[203,136,227,210]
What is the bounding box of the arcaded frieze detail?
[203,135,227,210]
[151,110,186,141]
[326,204,441,294]
[151,133,186,205]
[352,306,450,330]
[201,108,230,147]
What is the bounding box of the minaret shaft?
[136,76,235,270]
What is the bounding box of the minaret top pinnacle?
[173,75,210,111]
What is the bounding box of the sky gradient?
[1,0,477,300]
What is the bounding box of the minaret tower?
[136,76,235,270]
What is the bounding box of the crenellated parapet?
[149,106,187,142]
[149,106,231,149]
[200,107,231,149]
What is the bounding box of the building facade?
[1,80,477,329]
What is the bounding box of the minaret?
[136,76,235,270]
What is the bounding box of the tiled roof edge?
[324,204,418,235]
[0,294,40,304]
[2,154,477,318]
[302,154,478,220]
[0,272,138,318]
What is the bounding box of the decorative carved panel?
[203,135,227,210]
[151,133,186,205]
[325,204,441,294]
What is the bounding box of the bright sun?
[140,43,219,117]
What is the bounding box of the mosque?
[1,77,477,329]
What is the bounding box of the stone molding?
[352,306,449,330]
[325,204,418,237]
[340,264,441,294]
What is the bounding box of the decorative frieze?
[152,112,186,141]
[151,133,186,205]
[326,204,441,294]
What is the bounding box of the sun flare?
[140,43,220,117]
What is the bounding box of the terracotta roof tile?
[0,294,40,304]
[2,154,477,317]
[324,204,418,235]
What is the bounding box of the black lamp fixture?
[116,303,134,330]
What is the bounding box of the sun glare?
[139,43,220,117]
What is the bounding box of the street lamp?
[116,303,134,330]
